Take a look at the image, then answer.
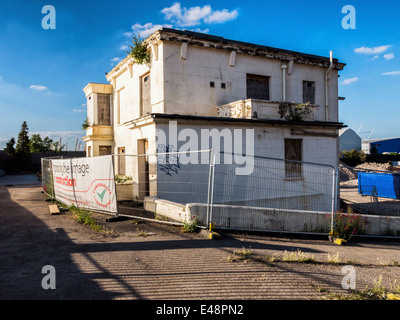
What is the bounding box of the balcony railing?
[217,99,319,121]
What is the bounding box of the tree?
[29,134,53,152]
[30,134,44,152]
[4,137,16,156]
[15,121,31,169]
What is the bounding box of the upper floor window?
[303,81,315,104]
[97,94,111,125]
[141,73,151,116]
[246,74,270,100]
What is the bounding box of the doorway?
[137,139,149,200]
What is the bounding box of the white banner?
[51,156,117,213]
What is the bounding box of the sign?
[51,156,117,213]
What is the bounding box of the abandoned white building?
[83,28,346,214]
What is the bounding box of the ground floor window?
[285,139,302,178]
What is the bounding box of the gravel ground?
[1,185,399,301]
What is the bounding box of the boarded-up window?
[97,94,111,125]
[141,73,151,116]
[99,146,112,156]
[246,74,270,100]
[303,81,315,104]
[285,139,302,178]
[118,147,125,175]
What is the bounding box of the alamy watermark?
[41,5,56,30]
[342,5,356,29]
[155,121,254,175]
[41,265,56,290]
[341,265,356,290]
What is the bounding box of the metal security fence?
[42,150,338,235]
[41,156,62,199]
[209,153,336,234]
[111,150,213,224]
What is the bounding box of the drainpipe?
[281,63,287,101]
[325,51,333,121]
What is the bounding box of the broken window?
[97,94,111,125]
[246,74,270,100]
[303,81,315,104]
[141,73,151,116]
[285,139,302,178]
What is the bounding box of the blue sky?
[0,0,399,149]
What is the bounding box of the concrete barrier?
[144,197,400,236]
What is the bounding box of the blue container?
[358,172,400,199]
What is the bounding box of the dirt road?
[0,185,399,301]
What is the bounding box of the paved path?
[0,185,399,303]
[0,173,41,186]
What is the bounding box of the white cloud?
[203,9,238,24]
[383,53,395,60]
[111,57,121,62]
[30,85,48,91]
[73,109,86,112]
[382,71,400,76]
[120,44,128,51]
[161,2,238,27]
[127,22,173,38]
[368,55,379,61]
[341,77,359,85]
[354,45,391,55]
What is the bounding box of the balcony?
[217,99,319,122]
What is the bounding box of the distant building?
[339,128,361,152]
[362,137,400,154]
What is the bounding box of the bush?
[340,149,366,167]
[332,206,368,241]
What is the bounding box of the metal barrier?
[41,156,62,199]
[209,153,336,234]
[42,151,337,235]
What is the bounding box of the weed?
[265,255,279,262]
[136,228,148,237]
[227,247,253,262]
[322,276,400,300]
[69,205,104,233]
[182,217,199,233]
[283,250,315,263]
[327,253,341,264]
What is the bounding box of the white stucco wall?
[161,41,339,121]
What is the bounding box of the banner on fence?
[51,155,117,213]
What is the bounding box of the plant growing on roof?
[279,102,312,121]
[128,33,151,65]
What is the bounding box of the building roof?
[107,28,345,78]
[154,28,345,69]
[363,137,400,143]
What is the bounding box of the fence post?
[330,166,339,233]
[111,154,119,217]
[206,149,213,228]
[209,151,218,231]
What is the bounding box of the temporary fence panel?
[50,155,118,214]
[155,150,212,204]
[41,158,56,199]
[209,153,336,234]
